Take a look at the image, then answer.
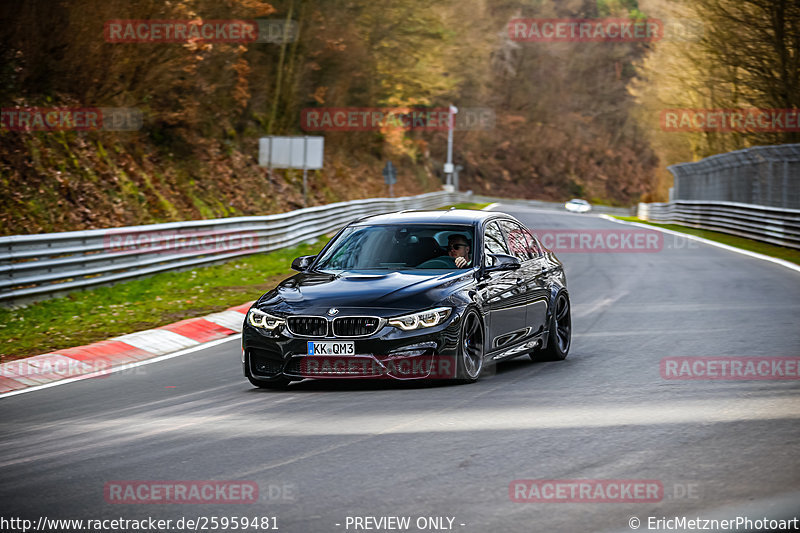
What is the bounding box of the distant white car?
[565,199,592,213]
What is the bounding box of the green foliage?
[596,0,642,17]
[438,203,491,210]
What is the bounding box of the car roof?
[353,209,505,226]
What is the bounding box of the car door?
[501,221,550,336]
[478,220,527,353]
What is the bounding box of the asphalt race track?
[2,204,799,533]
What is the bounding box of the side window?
[483,221,509,265]
[524,229,544,258]
[500,221,534,261]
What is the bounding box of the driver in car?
[448,235,472,268]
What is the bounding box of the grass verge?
[613,216,800,266]
[438,202,492,210]
[0,237,330,362]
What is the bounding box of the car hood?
[256,270,472,316]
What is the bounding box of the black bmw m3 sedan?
[242,209,570,388]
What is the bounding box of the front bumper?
[242,312,463,381]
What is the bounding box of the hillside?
[2,0,737,235]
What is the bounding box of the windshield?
[315,224,474,271]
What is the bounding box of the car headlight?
[248,309,285,330]
[388,307,452,331]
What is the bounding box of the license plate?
[307,341,355,356]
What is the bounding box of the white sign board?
[303,137,324,169]
[259,136,324,169]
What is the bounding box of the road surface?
[2,205,798,533]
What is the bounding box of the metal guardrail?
[668,144,800,209]
[0,191,636,306]
[638,200,800,250]
[0,191,466,306]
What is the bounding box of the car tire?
[534,291,571,361]
[455,309,485,383]
[247,376,291,389]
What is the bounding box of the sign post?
[445,105,458,186]
[302,136,308,206]
[383,161,397,198]
[259,136,324,207]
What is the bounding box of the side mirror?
[484,253,521,273]
[291,255,317,272]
